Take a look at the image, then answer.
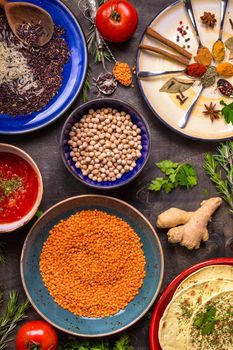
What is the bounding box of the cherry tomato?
[16,320,58,350]
[96,0,138,43]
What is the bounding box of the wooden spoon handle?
[146,27,192,60]
[0,0,7,8]
[139,44,190,66]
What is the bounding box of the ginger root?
[156,197,222,250]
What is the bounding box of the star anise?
[203,102,220,122]
[200,12,217,28]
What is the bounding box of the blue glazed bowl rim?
[60,98,151,190]
[0,0,88,135]
[20,194,164,337]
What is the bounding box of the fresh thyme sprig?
[81,68,91,103]
[87,24,112,63]
[0,291,30,350]
[0,244,5,266]
[204,141,233,214]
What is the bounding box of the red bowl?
[149,257,233,350]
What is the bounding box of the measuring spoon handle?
[219,0,229,39]
[137,70,185,78]
[184,0,202,47]
[178,86,204,129]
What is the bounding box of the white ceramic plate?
[137,0,233,140]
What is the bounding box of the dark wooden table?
[1,0,232,348]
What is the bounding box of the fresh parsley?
[220,100,233,125]
[194,305,217,335]
[148,160,198,193]
[63,335,133,350]
[35,209,44,218]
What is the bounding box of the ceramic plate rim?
[136,0,233,142]
[149,257,233,350]
[0,0,88,135]
[20,194,164,337]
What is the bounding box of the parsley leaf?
[148,160,198,193]
[176,163,198,188]
[220,100,233,125]
[194,305,217,336]
[156,160,178,175]
[35,209,43,218]
[113,335,133,350]
[63,335,133,350]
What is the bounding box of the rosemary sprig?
[204,141,233,214]
[81,68,91,102]
[87,23,112,63]
[0,291,30,350]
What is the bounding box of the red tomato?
[96,0,138,43]
[16,321,58,350]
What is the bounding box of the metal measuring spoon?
[85,0,117,95]
[137,69,185,79]
[184,0,212,64]
[217,78,233,97]
[212,0,229,62]
[178,86,204,129]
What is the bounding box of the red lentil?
[40,210,146,318]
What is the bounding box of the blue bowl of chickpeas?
[60,99,151,189]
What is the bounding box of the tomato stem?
[26,340,41,350]
[109,6,121,22]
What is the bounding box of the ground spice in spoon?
[195,47,212,66]
[113,62,132,86]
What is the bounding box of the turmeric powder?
[216,62,233,77]
[40,210,146,318]
[195,47,212,66]
[113,62,132,86]
[212,39,225,62]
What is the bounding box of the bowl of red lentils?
[21,194,164,336]
[60,99,151,189]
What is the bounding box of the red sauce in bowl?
[0,152,39,224]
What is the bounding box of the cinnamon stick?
[139,44,190,66]
[146,27,192,60]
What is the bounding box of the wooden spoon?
[0,0,54,46]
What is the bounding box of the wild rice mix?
[40,210,146,318]
[0,14,70,116]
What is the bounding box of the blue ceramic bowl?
[60,99,151,189]
[0,0,87,134]
[21,195,164,337]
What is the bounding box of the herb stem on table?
[0,291,30,350]
[204,141,233,214]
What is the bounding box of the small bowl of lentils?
[61,99,151,189]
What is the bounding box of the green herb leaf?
[0,291,30,349]
[156,160,178,175]
[0,243,5,265]
[220,100,233,125]
[204,142,233,214]
[63,335,133,350]
[148,178,167,191]
[113,335,133,350]
[148,160,198,193]
[176,163,198,188]
[203,188,210,197]
[194,305,217,336]
[35,210,43,218]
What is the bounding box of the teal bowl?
[21,195,164,337]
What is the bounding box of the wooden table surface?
[1,0,233,348]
